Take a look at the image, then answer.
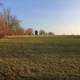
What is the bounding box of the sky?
[1,0,80,35]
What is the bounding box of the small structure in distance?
[35,30,38,35]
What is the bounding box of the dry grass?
[0,36,79,79]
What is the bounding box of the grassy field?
[0,35,80,79]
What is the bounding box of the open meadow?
[0,35,80,79]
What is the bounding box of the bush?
[0,34,5,38]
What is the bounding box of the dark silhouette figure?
[35,30,38,35]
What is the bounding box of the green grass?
[0,35,80,57]
[0,35,80,79]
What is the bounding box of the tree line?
[0,9,54,37]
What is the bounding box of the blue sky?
[1,0,80,34]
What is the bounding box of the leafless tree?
[1,9,24,35]
[39,30,46,35]
[48,32,54,35]
[25,28,33,35]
